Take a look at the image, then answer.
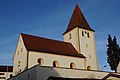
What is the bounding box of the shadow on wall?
[36,65,61,80]
[8,65,120,80]
[8,65,61,80]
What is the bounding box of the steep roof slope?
[21,33,85,58]
[63,4,94,34]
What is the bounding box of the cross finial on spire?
[75,0,79,5]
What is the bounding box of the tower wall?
[64,27,98,70]
[79,28,98,70]
[64,27,80,53]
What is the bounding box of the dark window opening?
[87,33,90,38]
[82,31,84,36]
[53,61,59,67]
[38,58,44,65]
[10,74,12,78]
[69,34,72,40]
[0,73,4,75]
[87,66,92,70]
[70,63,76,69]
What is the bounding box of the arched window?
[53,61,59,67]
[87,66,92,70]
[70,63,76,69]
[38,58,44,65]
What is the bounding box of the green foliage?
[106,34,120,72]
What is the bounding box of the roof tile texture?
[21,33,85,58]
[63,4,94,34]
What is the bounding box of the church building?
[9,4,120,80]
[12,4,98,75]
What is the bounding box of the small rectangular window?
[69,34,72,40]
[86,43,88,47]
[87,33,90,38]
[82,31,84,36]
[18,61,20,67]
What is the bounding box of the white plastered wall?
[64,27,80,53]
[28,51,85,69]
[13,34,28,75]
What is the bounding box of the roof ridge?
[21,33,70,44]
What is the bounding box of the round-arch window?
[70,63,76,69]
[87,66,92,70]
[37,58,44,65]
[53,61,59,67]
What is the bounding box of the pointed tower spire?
[63,4,94,34]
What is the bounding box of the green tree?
[106,35,120,72]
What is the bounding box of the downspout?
[26,51,29,70]
[26,51,30,80]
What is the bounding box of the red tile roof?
[63,4,94,34]
[0,66,13,72]
[21,33,85,58]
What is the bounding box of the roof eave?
[63,26,95,35]
[28,50,86,58]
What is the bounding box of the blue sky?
[0,0,120,72]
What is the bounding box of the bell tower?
[63,4,98,70]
